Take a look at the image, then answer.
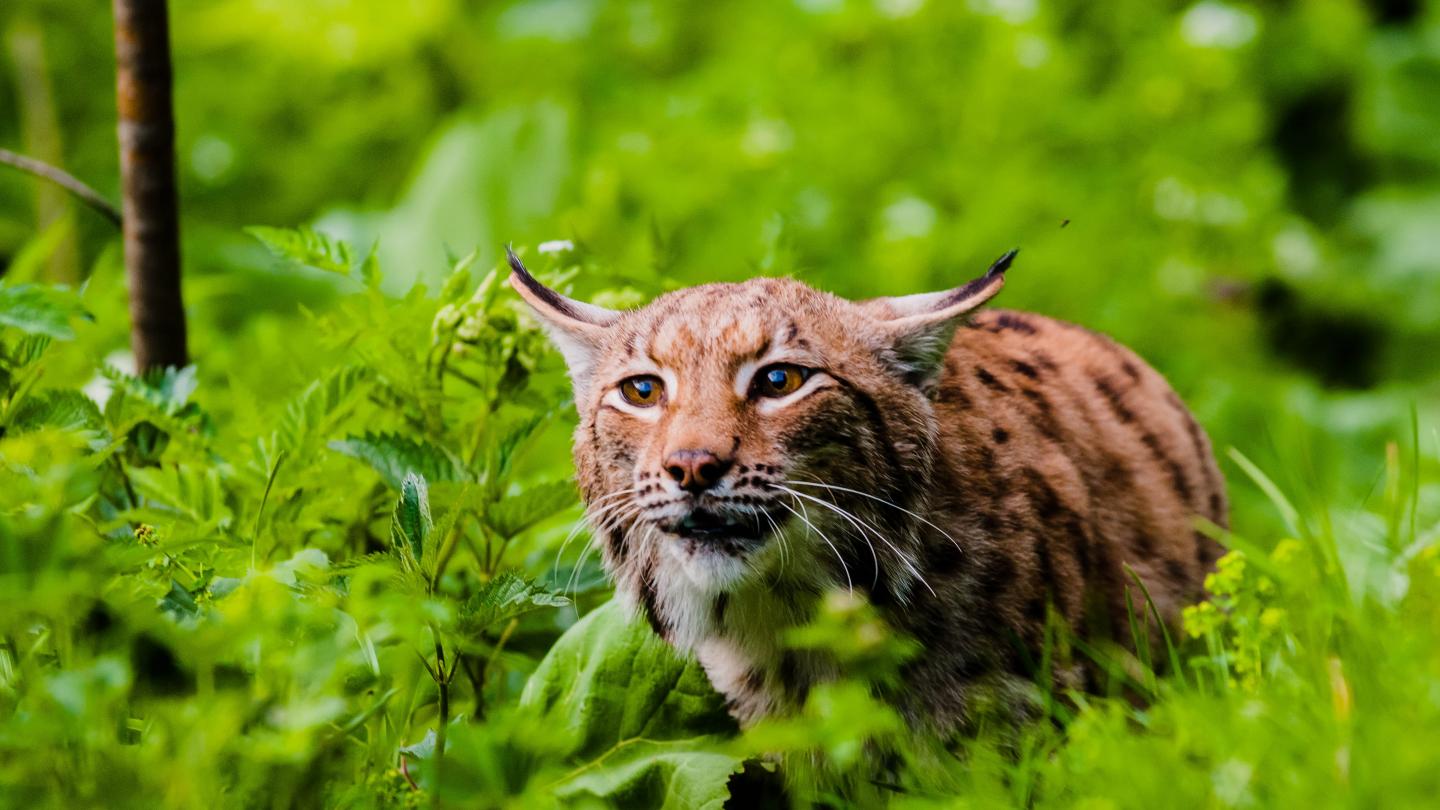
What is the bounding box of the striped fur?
[511,257,1226,735]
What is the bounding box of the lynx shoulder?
[510,248,1226,734]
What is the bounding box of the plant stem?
[431,628,449,798]
[0,147,122,227]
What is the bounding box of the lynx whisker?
[553,487,639,576]
[776,497,852,594]
[775,484,936,598]
[786,479,963,553]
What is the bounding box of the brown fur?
[510,249,1226,736]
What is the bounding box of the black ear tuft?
[505,244,584,321]
[987,248,1019,278]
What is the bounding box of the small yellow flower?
[134,523,158,547]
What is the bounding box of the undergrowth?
[1,235,1437,808]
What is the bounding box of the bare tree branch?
[113,0,187,371]
[0,146,122,227]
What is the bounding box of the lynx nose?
[663,449,732,494]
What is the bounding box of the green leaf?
[520,600,739,808]
[246,225,355,275]
[159,579,200,620]
[485,480,577,538]
[358,240,383,289]
[270,365,370,453]
[8,389,105,434]
[328,432,467,491]
[553,740,742,810]
[457,572,569,638]
[102,365,198,416]
[0,283,89,339]
[390,472,432,564]
[7,334,53,368]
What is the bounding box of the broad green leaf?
[328,431,467,491]
[520,600,739,808]
[0,283,89,339]
[457,571,569,638]
[390,472,432,563]
[159,579,200,620]
[485,480,577,538]
[553,740,741,810]
[246,225,355,275]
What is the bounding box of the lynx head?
[509,248,1014,638]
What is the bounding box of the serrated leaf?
[329,432,466,491]
[480,410,551,482]
[102,365,198,417]
[520,600,740,808]
[8,334,53,368]
[127,464,234,527]
[0,282,89,339]
[439,247,481,304]
[390,473,432,564]
[485,480,577,538]
[246,225,355,275]
[8,389,105,434]
[270,365,370,453]
[457,572,569,638]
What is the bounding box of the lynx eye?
[619,375,664,407]
[752,364,810,398]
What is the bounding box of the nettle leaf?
[270,365,370,453]
[390,473,432,564]
[0,283,90,339]
[127,464,234,528]
[329,432,467,491]
[7,334,53,368]
[103,365,199,416]
[485,480,576,538]
[480,410,551,482]
[520,600,740,808]
[457,572,569,638]
[246,225,355,275]
[8,389,105,435]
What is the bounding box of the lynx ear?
[862,249,1017,387]
[506,246,620,397]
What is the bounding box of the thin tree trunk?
[113,0,187,371]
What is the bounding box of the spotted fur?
[510,249,1226,736]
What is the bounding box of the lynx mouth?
[662,505,779,547]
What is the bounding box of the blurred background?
[2,0,1439,526]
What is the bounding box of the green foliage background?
[2,0,1440,807]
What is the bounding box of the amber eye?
[752,364,810,398]
[619,375,664,407]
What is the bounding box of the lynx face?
[509,249,1011,602]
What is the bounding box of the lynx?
[509,247,1226,734]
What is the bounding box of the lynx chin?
[509,247,1226,735]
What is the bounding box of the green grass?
[2,242,1439,808]
[3,0,1440,806]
